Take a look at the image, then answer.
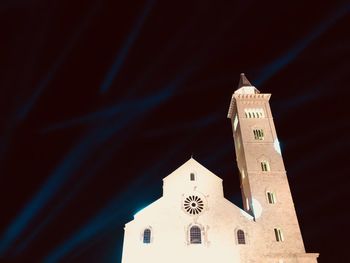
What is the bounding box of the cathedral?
[121,74,319,263]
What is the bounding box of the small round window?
[184,195,204,215]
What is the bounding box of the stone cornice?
[227,93,271,119]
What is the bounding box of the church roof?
[162,157,223,182]
[127,157,254,224]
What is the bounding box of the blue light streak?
[43,59,198,134]
[16,1,102,121]
[0,127,104,255]
[144,112,220,138]
[1,63,194,256]
[255,3,350,86]
[12,136,128,256]
[43,143,188,263]
[99,0,156,93]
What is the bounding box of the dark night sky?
[1,0,349,262]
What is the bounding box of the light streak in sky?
[43,143,188,263]
[16,1,102,121]
[99,0,156,93]
[254,3,350,86]
[1,60,197,256]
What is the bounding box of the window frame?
[190,173,195,181]
[244,108,265,118]
[274,228,284,242]
[237,229,246,244]
[253,128,264,140]
[189,226,202,244]
[267,191,276,204]
[260,160,270,171]
[143,228,151,244]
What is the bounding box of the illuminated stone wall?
[121,75,319,263]
[121,158,252,263]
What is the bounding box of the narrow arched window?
[267,191,276,204]
[253,129,264,140]
[274,228,284,242]
[143,228,151,244]
[237,229,246,244]
[190,173,195,181]
[190,226,202,244]
[260,160,270,171]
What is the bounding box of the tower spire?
[238,73,252,88]
[234,73,260,95]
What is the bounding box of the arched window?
[260,160,270,171]
[237,229,246,244]
[244,108,265,118]
[190,226,202,244]
[143,228,151,244]
[267,191,276,204]
[274,228,284,242]
[253,129,264,140]
[190,173,195,181]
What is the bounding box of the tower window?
[274,228,284,242]
[233,114,239,131]
[245,108,265,118]
[190,226,202,244]
[261,160,270,171]
[253,129,264,140]
[237,229,246,244]
[267,191,276,204]
[143,228,151,244]
[190,173,195,181]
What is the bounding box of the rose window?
[184,195,204,215]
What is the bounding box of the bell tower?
[227,74,317,259]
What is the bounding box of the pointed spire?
[234,73,260,95]
[238,73,252,88]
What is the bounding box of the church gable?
[122,158,256,263]
[162,158,224,198]
[163,157,223,182]
[125,157,254,235]
[126,157,254,225]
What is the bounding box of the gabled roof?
[126,157,254,225]
[162,157,223,182]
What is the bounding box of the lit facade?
[121,74,319,263]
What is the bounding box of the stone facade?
[121,74,319,263]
